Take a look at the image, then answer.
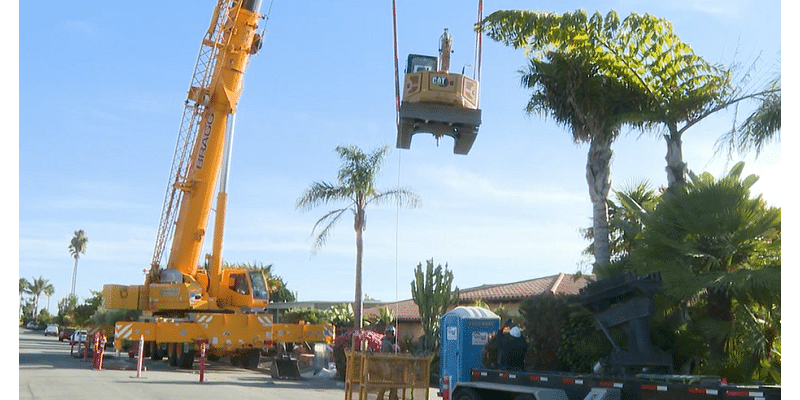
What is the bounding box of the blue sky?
[18,0,782,315]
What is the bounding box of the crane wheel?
[177,342,195,369]
[150,342,164,361]
[243,349,261,370]
[168,343,178,366]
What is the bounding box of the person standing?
[378,326,400,400]
[497,322,528,372]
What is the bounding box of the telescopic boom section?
[165,0,262,278]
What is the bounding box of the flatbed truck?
[439,272,780,400]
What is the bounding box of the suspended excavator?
[397,29,482,155]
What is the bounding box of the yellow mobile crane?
[102,0,332,369]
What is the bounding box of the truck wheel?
[150,342,163,361]
[168,343,178,366]
[453,388,482,400]
[177,342,195,369]
[242,349,261,370]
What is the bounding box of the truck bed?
[460,368,780,400]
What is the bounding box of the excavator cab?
[407,54,437,72]
[396,29,482,155]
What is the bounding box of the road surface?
[19,327,438,400]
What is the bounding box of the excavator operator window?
[230,273,250,295]
[406,54,438,73]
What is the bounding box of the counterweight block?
[397,102,481,155]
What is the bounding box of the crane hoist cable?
[474,0,483,106]
[392,0,401,135]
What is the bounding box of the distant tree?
[68,230,88,297]
[73,291,103,327]
[44,284,55,315]
[57,294,79,327]
[410,259,459,354]
[19,278,30,319]
[325,303,355,328]
[27,276,54,321]
[297,144,420,328]
[279,308,329,325]
[36,309,55,326]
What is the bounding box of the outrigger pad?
[397,102,481,155]
[271,356,302,379]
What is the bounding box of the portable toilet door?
[440,306,500,393]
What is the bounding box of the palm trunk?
[70,257,79,297]
[353,208,365,329]
[586,133,613,274]
[664,122,686,189]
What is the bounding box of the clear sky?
[18,0,782,316]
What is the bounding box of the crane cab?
[396,34,482,155]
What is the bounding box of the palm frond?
[295,182,352,211]
[309,208,349,254]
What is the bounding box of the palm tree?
[481,10,734,189]
[19,278,30,319]
[68,230,88,297]
[28,276,55,321]
[631,162,780,379]
[297,144,420,328]
[512,50,650,272]
[44,284,55,315]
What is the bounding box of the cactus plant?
[410,259,459,354]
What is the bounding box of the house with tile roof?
[364,272,595,342]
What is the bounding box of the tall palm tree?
[68,230,88,297]
[516,51,649,272]
[28,276,55,321]
[631,162,780,378]
[297,144,420,328]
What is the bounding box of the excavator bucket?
[397,101,481,155]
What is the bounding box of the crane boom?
[150,0,263,281]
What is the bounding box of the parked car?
[24,321,38,329]
[59,328,75,342]
[44,325,59,336]
[70,330,87,345]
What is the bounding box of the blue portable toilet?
[440,306,500,393]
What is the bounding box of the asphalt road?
[18,327,352,400]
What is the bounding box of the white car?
[44,325,59,336]
[70,330,87,345]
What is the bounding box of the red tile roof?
[367,273,595,321]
